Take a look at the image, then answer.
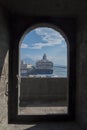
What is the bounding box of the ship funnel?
[43,54,47,60]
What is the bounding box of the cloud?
[34,28,65,47]
[21,43,29,48]
[21,28,65,49]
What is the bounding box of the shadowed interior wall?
[20,78,68,106]
[0,6,9,129]
[76,16,87,129]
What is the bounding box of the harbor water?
[27,66,67,78]
[53,66,67,77]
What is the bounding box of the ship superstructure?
[36,54,53,74]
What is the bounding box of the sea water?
[53,66,67,77]
[28,66,67,78]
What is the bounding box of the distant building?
[20,60,34,76]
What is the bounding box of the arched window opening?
[18,25,68,116]
[19,26,68,78]
[8,17,76,124]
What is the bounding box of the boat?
[35,54,53,74]
[20,54,53,76]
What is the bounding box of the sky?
[20,27,67,66]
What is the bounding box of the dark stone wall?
[76,16,87,129]
[20,78,68,106]
[0,6,10,129]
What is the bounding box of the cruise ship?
[20,54,53,76]
[35,54,53,74]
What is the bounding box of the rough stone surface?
[0,0,87,16]
[20,78,67,105]
[0,7,11,130]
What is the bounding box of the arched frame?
[19,23,69,78]
[8,16,76,124]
